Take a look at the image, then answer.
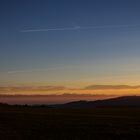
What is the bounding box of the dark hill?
[51,96,140,108]
[0,102,9,107]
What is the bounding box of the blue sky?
[1,0,140,87]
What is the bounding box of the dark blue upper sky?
[1,0,140,86]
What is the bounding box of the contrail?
[21,26,81,32]
[7,68,59,74]
[8,70,30,74]
[7,65,72,74]
[21,24,139,33]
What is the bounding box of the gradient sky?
[1,0,140,90]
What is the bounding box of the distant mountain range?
[50,96,140,108]
[0,103,9,107]
[1,96,140,108]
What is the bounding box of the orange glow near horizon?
[1,85,140,96]
[1,85,140,104]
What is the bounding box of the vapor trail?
[21,26,81,32]
[21,24,139,33]
[7,65,72,74]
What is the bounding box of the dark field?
[0,106,140,140]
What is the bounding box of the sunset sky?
[1,0,140,99]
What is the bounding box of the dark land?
[1,96,140,140]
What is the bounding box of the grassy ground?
[0,106,140,140]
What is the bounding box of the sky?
[1,0,140,98]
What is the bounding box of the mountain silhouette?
[51,96,140,108]
[0,102,9,107]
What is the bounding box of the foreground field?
[0,106,140,140]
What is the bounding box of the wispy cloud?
[7,70,31,74]
[21,26,81,32]
[7,68,58,74]
[85,85,140,90]
[21,24,139,33]
[7,65,71,74]
[0,86,67,92]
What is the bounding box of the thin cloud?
[7,68,58,74]
[21,26,81,32]
[7,65,71,74]
[85,85,140,90]
[21,24,139,33]
[8,70,30,74]
[0,86,67,92]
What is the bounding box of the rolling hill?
[51,96,140,108]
